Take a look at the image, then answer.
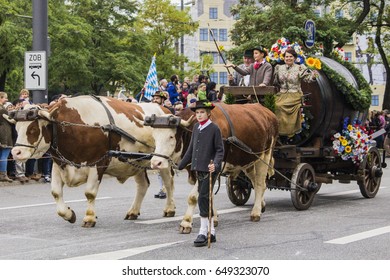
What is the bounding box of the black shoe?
[154,191,165,198]
[159,192,166,199]
[194,234,207,247]
[193,234,216,247]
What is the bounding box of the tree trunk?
[375,0,390,110]
[0,71,6,91]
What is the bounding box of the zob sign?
[24,51,47,90]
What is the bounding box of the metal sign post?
[24,51,47,90]
[30,0,48,104]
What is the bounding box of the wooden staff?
[208,160,214,248]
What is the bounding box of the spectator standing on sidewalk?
[0,92,14,182]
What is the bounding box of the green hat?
[252,45,268,56]
[243,49,253,58]
[190,101,215,112]
[152,91,168,100]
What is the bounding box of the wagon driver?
[225,46,273,95]
[178,101,224,247]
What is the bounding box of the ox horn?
[38,108,56,121]
[180,115,194,127]
[2,113,16,124]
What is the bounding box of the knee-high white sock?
[199,217,208,236]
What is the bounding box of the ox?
[10,95,175,227]
[148,103,278,233]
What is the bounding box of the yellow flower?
[341,139,348,146]
[345,146,352,153]
[314,58,322,70]
[347,124,353,131]
[306,57,316,68]
[339,136,345,141]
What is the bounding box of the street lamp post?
[32,0,48,104]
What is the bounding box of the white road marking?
[0,197,112,211]
[64,241,185,260]
[325,226,390,244]
[319,186,388,197]
[135,207,249,224]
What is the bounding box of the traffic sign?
[24,51,47,90]
[304,19,316,48]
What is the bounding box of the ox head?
[11,104,54,161]
[144,114,193,169]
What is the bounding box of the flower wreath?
[332,117,374,164]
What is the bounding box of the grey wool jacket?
[234,61,273,86]
[178,122,224,172]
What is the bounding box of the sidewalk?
[0,178,48,187]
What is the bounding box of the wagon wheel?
[357,146,382,198]
[226,172,252,206]
[290,163,318,210]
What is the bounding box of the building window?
[200,28,208,41]
[345,52,352,62]
[212,52,219,64]
[335,10,344,19]
[219,72,228,85]
[209,7,218,19]
[371,95,379,106]
[210,28,218,41]
[219,29,228,41]
[209,72,218,83]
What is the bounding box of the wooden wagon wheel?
[290,163,319,210]
[226,172,252,206]
[357,146,382,198]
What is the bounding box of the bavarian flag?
[143,54,159,101]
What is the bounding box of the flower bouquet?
[305,57,321,78]
[332,117,374,164]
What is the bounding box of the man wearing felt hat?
[228,49,254,87]
[225,45,272,87]
[178,100,224,247]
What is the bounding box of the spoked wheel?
[358,146,382,198]
[226,172,252,206]
[290,163,320,210]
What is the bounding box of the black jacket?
[178,122,224,172]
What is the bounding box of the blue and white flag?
[143,54,159,101]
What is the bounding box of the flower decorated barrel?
[298,56,368,147]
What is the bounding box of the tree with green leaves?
[136,0,198,80]
[48,0,149,96]
[0,0,32,100]
[229,0,389,109]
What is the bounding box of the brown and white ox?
[149,103,278,233]
[10,95,175,227]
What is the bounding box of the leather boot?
[0,172,13,183]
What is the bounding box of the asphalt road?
[0,166,389,262]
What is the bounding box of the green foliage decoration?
[263,94,275,113]
[320,56,372,112]
[223,92,236,104]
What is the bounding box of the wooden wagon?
[222,57,384,210]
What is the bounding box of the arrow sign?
[24,51,47,90]
[31,71,41,86]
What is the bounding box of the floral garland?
[332,117,374,164]
[321,55,372,112]
[267,37,305,65]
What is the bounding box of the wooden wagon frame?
[221,85,385,210]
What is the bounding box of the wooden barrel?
[299,57,366,147]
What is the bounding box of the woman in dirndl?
[273,48,317,143]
